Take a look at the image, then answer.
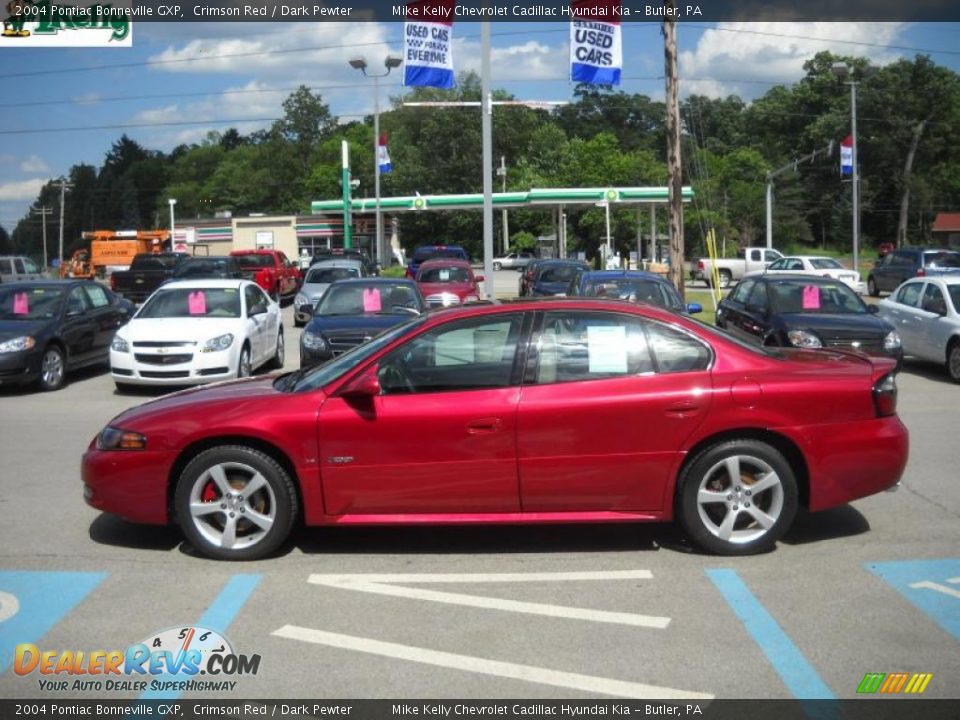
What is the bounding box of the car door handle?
[467,418,502,434]
[665,400,701,414]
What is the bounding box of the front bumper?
[110,346,238,386]
[300,345,334,368]
[83,443,171,524]
[0,350,40,386]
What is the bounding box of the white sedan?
[877,276,960,382]
[110,279,284,390]
[747,256,866,293]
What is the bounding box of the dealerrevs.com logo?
[2,0,132,46]
[14,626,260,693]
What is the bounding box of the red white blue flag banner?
[404,0,455,89]
[840,134,853,176]
[570,0,622,86]
[378,134,392,174]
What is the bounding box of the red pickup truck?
[229,249,300,301]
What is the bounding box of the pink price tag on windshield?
[13,292,29,315]
[188,291,207,315]
[802,285,820,310]
[362,288,382,312]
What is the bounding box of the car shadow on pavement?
[900,358,955,385]
[89,514,182,552]
[781,505,870,546]
[0,363,110,396]
[292,523,684,556]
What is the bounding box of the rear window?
[234,254,274,268]
[418,266,471,283]
[305,266,360,284]
[538,265,580,283]
[413,247,468,262]
[923,251,960,269]
[131,255,181,270]
[582,279,681,309]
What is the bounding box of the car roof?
[753,273,855,284]
[425,296,689,324]
[230,249,277,255]
[329,277,417,286]
[900,275,960,285]
[157,279,253,290]
[0,279,89,288]
[418,258,472,269]
[580,270,666,282]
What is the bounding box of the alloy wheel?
[695,454,784,545]
[187,462,277,552]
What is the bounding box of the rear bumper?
[789,415,909,511]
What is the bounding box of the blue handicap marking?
[0,571,106,675]
[867,559,960,642]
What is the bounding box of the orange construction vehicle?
[60,230,171,278]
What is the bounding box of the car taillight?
[873,373,898,417]
[916,268,926,277]
[406,268,414,278]
[698,260,705,270]
[109,275,116,290]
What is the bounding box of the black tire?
[868,276,879,297]
[237,345,252,378]
[294,319,305,329]
[947,340,960,384]
[718,270,733,289]
[37,345,66,392]
[114,382,137,393]
[175,445,297,561]
[272,286,281,303]
[268,331,285,370]
[676,439,798,556]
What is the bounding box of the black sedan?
[299,278,425,368]
[716,274,902,361]
[0,280,133,391]
[524,259,591,297]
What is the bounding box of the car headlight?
[464,294,479,303]
[301,331,328,351]
[200,333,234,352]
[111,336,129,353]
[295,293,308,307]
[438,293,460,307]
[0,336,35,354]
[787,329,823,348]
[884,330,902,351]
[96,426,147,451]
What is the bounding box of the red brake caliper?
[201,482,217,502]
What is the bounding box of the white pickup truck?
[693,247,784,289]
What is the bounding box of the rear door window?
[894,282,922,307]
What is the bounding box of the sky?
[1,20,959,233]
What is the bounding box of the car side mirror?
[338,367,381,398]
[687,303,703,314]
[475,274,484,283]
[867,305,879,314]
[250,303,268,316]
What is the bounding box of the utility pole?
[663,6,684,299]
[497,156,509,255]
[765,141,834,248]
[481,21,494,300]
[31,205,52,271]
[54,178,73,267]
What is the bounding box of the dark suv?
[406,245,470,278]
[868,247,960,296]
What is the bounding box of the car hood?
[119,318,243,342]
[300,282,331,302]
[418,281,475,297]
[304,313,414,335]
[776,312,892,334]
[0,318,51,341]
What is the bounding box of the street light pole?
[54,177,73,267]
[350,55,402,267]
[168,198,177,251]
[850,79,860,276]
[497,156,508,255]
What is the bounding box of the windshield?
[0,286,64,320]
[288,318,425,392]
[137,287,241,318]
[809,258,844,270]
[418,266,471,283]
[306,266,360,284]
[583,279,681,309]
[315,283,421,315]
[234,254,273,268]
[770,280,866,314]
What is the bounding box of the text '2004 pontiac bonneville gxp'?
[83,298,908,560]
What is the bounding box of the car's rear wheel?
[718,270,733,289]
[868,277,879,297]
[37,345,65,392]
[947,340,960,384]
[677,439,798,556]
[493,262,502,271]
[175,446,297,560]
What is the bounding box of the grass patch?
[379,265,408,278]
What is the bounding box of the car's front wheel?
[947,340,960,384]
[493,262,502,271]
[237,345,252,378]
[868,276,879,297]
[37,345,66,392]
[677,439,798,556]
[268,331,284,370]
[175,446,297,560]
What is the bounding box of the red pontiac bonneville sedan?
[83,299,909,560]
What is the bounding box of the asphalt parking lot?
[0,274,958,701]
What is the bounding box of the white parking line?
[308,570,669,629]
[273,625,713,700]
[0,591,19,623]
